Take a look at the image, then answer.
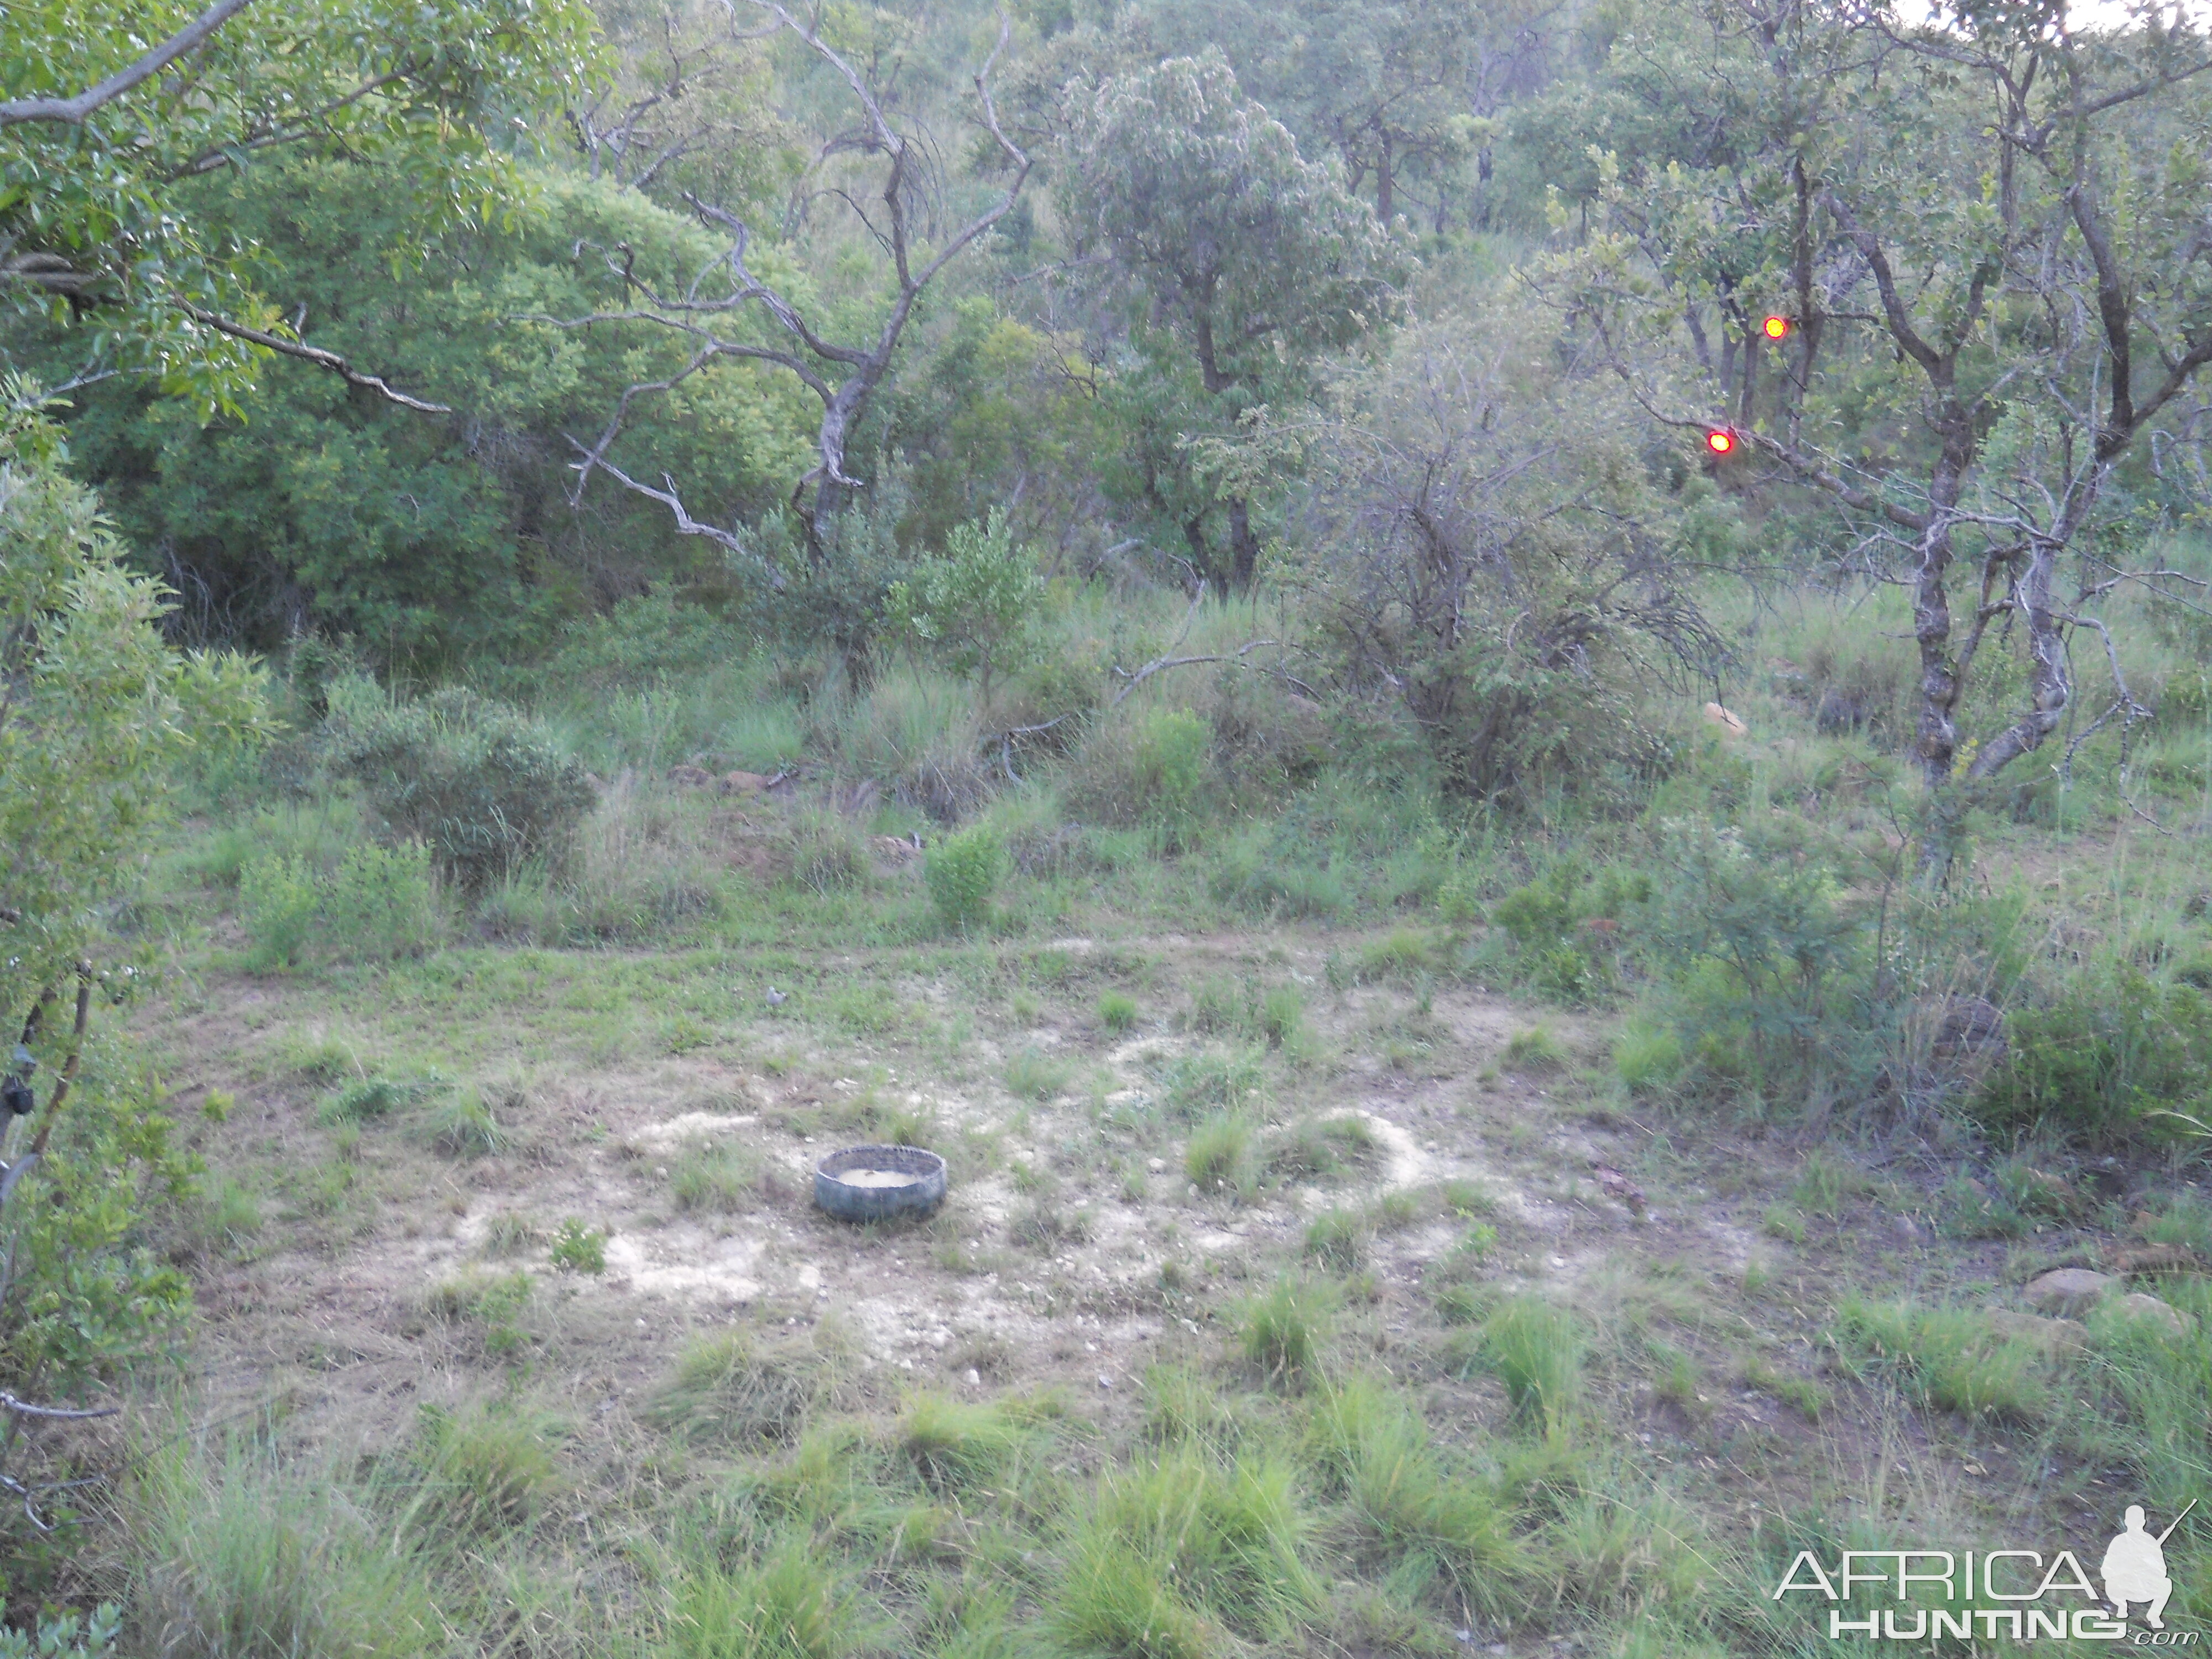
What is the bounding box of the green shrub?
[0,1605,119,1659]
[549,1218,607,1275]
[238,854,321,971]
[925,825,1003,930]
[322,676,596,886]
[321,842,439,959]
[1973,968,2212,1146]
[1132,707,1211,832]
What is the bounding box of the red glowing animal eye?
[1705,427,1736,455]
[1763,315,1791,340]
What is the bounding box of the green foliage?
[0,404,267,1009]
[925,827,1004,931]
[1132,709,1211,837]
[241,843,440,970]
[321,676,596,886]
[549,1219,607,1275]
[1973,967,2212,1147]
[1639,819,1867,1099]
[1064,51,1406,587]
[2,1050,195,1396]
[0,0,599,415]
[0,1604,119,1659]
[238,855,322,973]
[1098,992,1139,1032]
[885,509,1047,705]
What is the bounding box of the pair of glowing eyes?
[1705,318,1794,453]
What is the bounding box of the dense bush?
[926,826,1005,931]
[1972,968,2212,1146]
[321,677,595,885]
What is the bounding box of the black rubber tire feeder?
[813,1144,947,1222]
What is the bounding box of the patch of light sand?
[602,1230,764,1302]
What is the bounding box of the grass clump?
[423,1089,508,1158]
[1834,1297,2048,1421]
[1185,1113,1256,1194]
[1056,1451,1322,1653]
[135,1444,445,1659]
[1460,1297,1584,1433]
[1160,1048,1264,1121]
[1306,1375,1522,1615]
[1264,1115,1376,1182]
[648,1329,830,1446]
[1501,1026,1568,1072]
[1098,990,1138,1032]
[670,1144,759,1213]
[315,1074,435,1126]
[664,1544,865,1659]
[898,1393,1044,1491]
[410,1402,555,1535]
[1239,1276,1334,1385]
[1303,1209,1366,1272]
[1003,1049,1071,1103]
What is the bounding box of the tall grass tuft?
[1464,1297,1585,1434]
[135,1442,445,1659]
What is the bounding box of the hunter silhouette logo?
[1771,1500,2200,1642]
[2105,1501,2194,1630]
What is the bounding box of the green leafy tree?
[1062,52,1406,589]
[1146,0,1536,229]
[0,0,601,413]
[885,508,1045,706]
[1536,0,2212,862]
[0,395,264,1552]
[46,161,817,660]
